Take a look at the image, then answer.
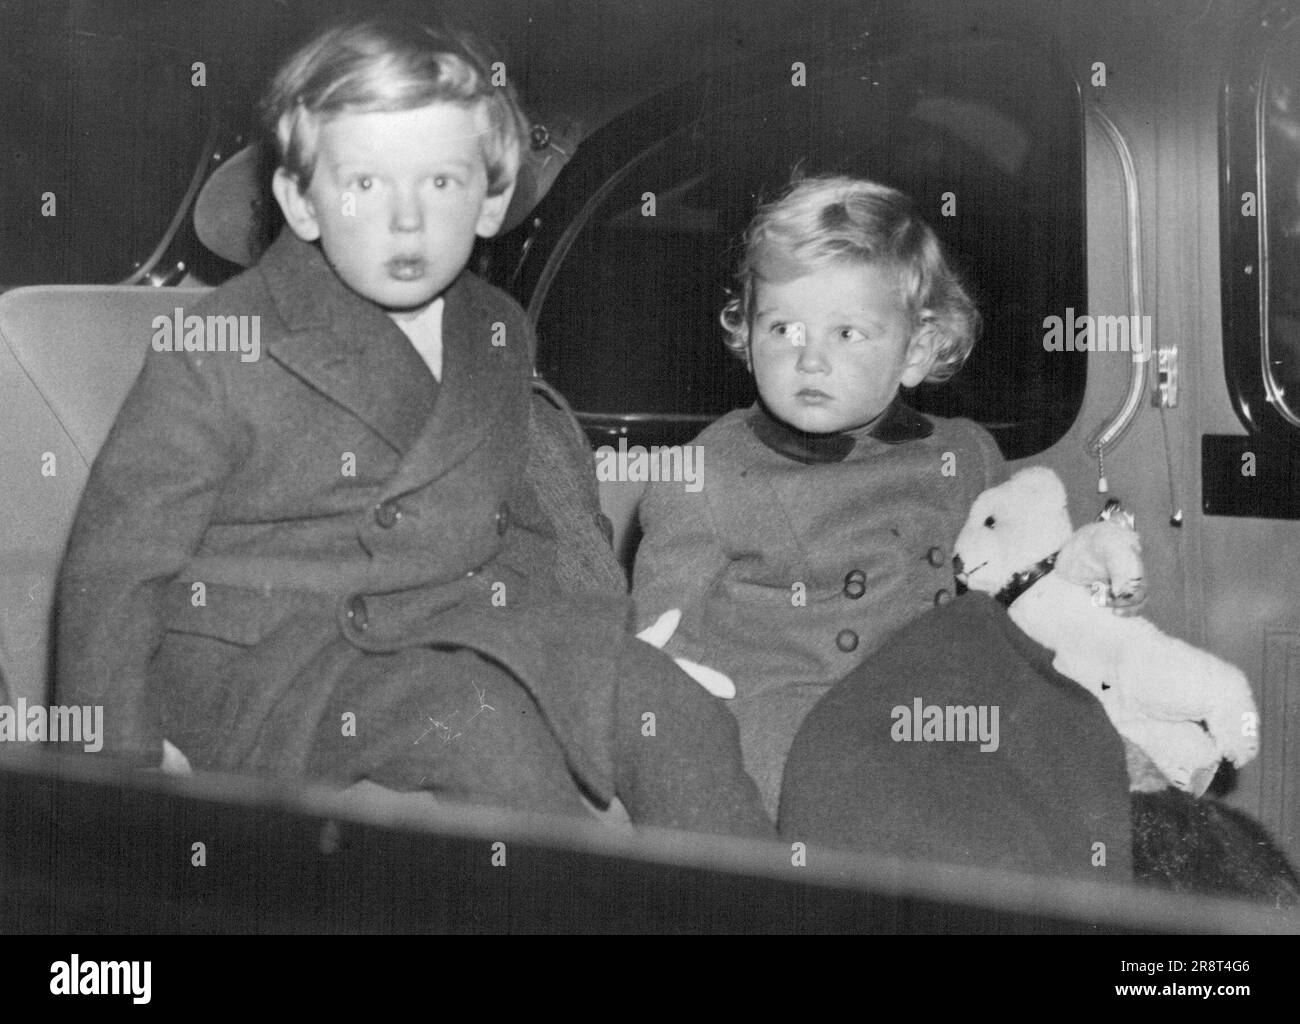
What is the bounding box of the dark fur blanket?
[1133,787,1300,907]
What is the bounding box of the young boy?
[633,175,1145,816]
[55,13,772,837]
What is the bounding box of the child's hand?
[671,656,737,699]
[637,609,737,699]
[149,738,193,775]
[1099,579,1148,616]
[1057,519,1148,617]
[636,608,683,649]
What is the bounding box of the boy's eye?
[838,327,867,342]
[355,176,373,191]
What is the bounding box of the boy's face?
[748,261,937,434]
[273,102,513,312]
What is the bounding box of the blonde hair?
[260,12,529,197]
[720,175,980,383]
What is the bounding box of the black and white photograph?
[0,0,1297,970]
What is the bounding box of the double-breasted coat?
[633,400,1009,811]
[55,231,634,804]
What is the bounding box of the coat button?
[345,595,369,632]
[933,588,953,606]
[374,502,401,528]
[835,628,859,652]
[495,503,509,535]
[843,569,867,599]
[926,545,945,567]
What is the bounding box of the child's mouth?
[796,388,832,403]
[387,257,427,281]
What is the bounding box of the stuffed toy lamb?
[953,466,1259,795]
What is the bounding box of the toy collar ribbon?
[994,498,1132,606]
[994,551,1059,607]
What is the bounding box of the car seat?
[0,286,210,704]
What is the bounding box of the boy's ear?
[272,167,322,242]
[475,178,517,238]
[900,316,941,387]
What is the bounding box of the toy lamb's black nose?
[952,554,969,595]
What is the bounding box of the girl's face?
[748,261,936,434]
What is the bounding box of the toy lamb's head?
[953,467,1075,598]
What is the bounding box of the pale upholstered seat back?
[0,286,209,702]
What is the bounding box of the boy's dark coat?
[780,593,1134,881]
[56,231,628,801]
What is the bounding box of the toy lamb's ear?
[1008,466,1068,509]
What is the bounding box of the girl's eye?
[838,327,867,342]
[433,175,454,189]
[355,176,373,191]
[766,322,809,345]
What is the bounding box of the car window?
[1262,24,1300,428]
[529,36,1086,458]
[0,2,267,288]
[1221,5,1300,445]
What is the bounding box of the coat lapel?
[260,230,438,454]
[378,269,526,500]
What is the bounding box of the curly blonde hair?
[720,175,980,383]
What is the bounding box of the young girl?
[633,175,1140,816]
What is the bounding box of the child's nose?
[795,332,830,373]
[389,188,424,232]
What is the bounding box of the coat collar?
[378,274,528,501]
[257,231,518,489]
[259,230,440,454]
[746,396,934,464]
